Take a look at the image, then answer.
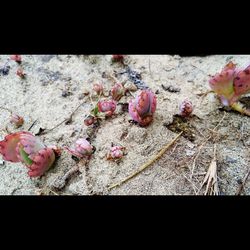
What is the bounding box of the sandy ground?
[0,55,249,195]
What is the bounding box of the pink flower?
[97,99,116,117]
[65,138,93,159]
[129,89,157,126]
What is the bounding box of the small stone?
[68,180,90,195]
[187,142,195,149]
[173,55,181,60]
[0,65,10,75]
[62,76,72,81]
[245,138,250,146]
[41,55,55,62]
[124,82,137,91]
[62,90,71,97]
[83,89,90,96]
[40,79,49,86]
[185,149,195,156]
[237,178,242,185]
[78,93,85,100]
[225,156,237,164]
[0,159,5,165]
[226,56,234,62]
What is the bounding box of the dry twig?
[108,132,183,191]
[199,144,219,195]
[38,102,84,135]
[190,112,226,179]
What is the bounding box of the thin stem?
[39,102,84,135]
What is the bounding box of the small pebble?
[78,93,85,100]
[161,84,180,93]
[62,90,71,97]
[225,156,237,164]
[185,149,195,156]
[41,55,55,62]
[237,178,242,185]
[124,82,137,91]
[0,65,10,76]
[83,89,90,96]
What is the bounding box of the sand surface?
[0,55,249,195]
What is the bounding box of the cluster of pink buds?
[209,61,250,115]
[107,146,125,160]
[129,89,157,126]
[179,100,193,117]
[65,138,94,159]
[0,132,58,177]
[10,55,22,63]
[111,83,126,101]
[10,114,24,128]
[97,99,117,117]
[93,83,104,95]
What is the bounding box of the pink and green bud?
[111,83,126,101]
[65,138,93,159]
[0,132,56,177]
[128,89,157,126]
[93,83,104,95]
[97,99,116,117]
[209,61,250,106]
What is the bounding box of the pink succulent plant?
[107,146,125,160]
[84,115,96,126]
[16,68,26,78]
[209,61,250,115]
[179,100,193,117]
[0,132,57,177]
[111,83,126,101]
[129,89,157,126]
[97,99,117,117]
[112,55,124,62]
[10,55,22,63]
[65,138,93,159]
[93,83,104,95]
[10,114,24,128]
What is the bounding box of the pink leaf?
[233,65,250,96]
[129,89,157,126]
[27,148,55,177]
